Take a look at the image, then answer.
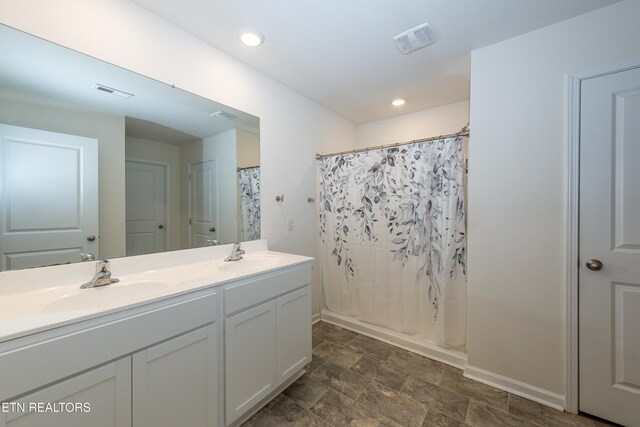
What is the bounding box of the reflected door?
[125,160,166,256]
[189,160,218,248]
[579,66,640,426]
[0,124,98,271]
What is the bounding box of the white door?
[133,324,218,427]
[0,124,98,271]
[125,160,166,256]
[277,287,312,381]
[189,160,218,248]
[224,300,277,425]
[579,66,640,426]
[2,358,131,427]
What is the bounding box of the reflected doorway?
[189,160,218,248]
[125,160,167,256]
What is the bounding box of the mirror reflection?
[0,25,260,271]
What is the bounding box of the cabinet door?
[277,286,312,381]
[225,300,277,425]
[1,358,131,427]
[132,323,218,427]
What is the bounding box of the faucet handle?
[96,259,110,272]
[80,252,96,262]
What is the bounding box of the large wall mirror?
[0,25,261,271]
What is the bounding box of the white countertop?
[0,240,312,344]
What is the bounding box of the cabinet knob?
[87,235,96,242]
[209,227,216,232]
[158,225,164,229]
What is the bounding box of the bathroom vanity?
[0,240,312,426]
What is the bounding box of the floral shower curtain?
[318,137,466,349]
[238,167,261,241]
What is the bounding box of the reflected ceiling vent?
[94,83,134,99]
[393,23,438,55]
[210,110,237,120]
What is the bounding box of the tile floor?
[242,321,616,427]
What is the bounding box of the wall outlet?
[287,217,294,231]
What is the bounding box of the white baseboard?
[465,366,565,411]
[319,310,566,411]
[320,309,467,370]
[312,312,321,324]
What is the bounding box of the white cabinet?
[224,267,311,426]
[1,358,131,427]
[1,323,221,427]
[224,300,277,425]
[0,289,219,427]
[0,258,312,427]
[277,286,311,381]
[133,323,219,427]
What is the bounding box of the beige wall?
[125,137,182,251]
[468,0,640,396]
[0,91,126,258]
[356,101,469,148]
[0,0,358,317]
[236,129,260,168]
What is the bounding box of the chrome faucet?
[80,252,96,262]
[80,259,120,289]
[224,242,245,262]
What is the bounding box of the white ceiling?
[132,0,617,124]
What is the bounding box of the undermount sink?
[217,254,286,272]
[43,281,169,312]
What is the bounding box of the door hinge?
[188,173,191,181]
[189,218,192,225]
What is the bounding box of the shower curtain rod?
[314,124,470,160]
[237,165,260,171]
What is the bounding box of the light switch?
[287,217,294,231]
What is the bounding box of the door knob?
[209,227,216,232]
[158,224,164,229]
[585,259,603,271]
[87,235,96,242]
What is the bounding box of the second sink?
[217,254,286,273]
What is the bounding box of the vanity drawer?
[223,264,311,316]
[0,288,217,402]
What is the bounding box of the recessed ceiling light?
[392,98,406,107]
[238,28,264,47]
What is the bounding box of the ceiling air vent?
[393,23,438,55]
[95,83,134,99]
[210,111,237,120]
